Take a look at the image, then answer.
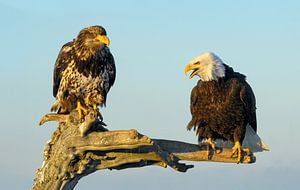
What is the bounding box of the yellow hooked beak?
[184,63,200,79]
[96,35,110,46]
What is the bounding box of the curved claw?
[206,138,215,150]
[201,138,216,160]
[77,101,88,120]
[231,141,250,163]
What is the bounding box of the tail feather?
[50,100,61,113]
[186,120,195,131]
[242,125,269,152]
[214,125,269,153]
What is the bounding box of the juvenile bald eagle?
[51,25,116,120]
[184,52,256,162]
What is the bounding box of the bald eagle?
[51,25,116,120]
[184,52,257,162]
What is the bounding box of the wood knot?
[129,129,138,139]
[140,135,153,144]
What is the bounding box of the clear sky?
[0,0,299,189]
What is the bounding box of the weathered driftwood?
[32,110,255,190]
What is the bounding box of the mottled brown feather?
[53,41,74,97]
[51,26,116,114]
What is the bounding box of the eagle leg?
[76,100,88,120]
[206,138,216,150]
[203,138,216,160]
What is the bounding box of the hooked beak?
[184,63,200,79]
[96,35,110,46]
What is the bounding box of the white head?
[184,52,225,81]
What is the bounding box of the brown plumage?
[184,52,256,162]
[51,26,116,119]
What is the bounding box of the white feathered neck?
[189,52,225,81]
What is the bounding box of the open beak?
[96,35,110,46]
[184,63,200,79]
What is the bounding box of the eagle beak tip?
[184,64,191,77]
[97,35,110,46]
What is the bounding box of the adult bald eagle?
[51,25,116,120]
[184,52,257,162]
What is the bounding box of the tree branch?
[32,111,255,190]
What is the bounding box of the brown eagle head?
[75,25,110,60]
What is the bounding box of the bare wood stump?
[32,111,255,190]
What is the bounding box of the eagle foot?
[76,101,88,121]
[201,138,216,160]
[231,142,251,163]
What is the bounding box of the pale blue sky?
[0,0,299,189]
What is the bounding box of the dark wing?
[240,80,257,132]
[53,41,74,97]
[106,51,116,88]
[187,84,200,130]
[99,48,116,105]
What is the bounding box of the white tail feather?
[242,125,269,152]
[213,125,269,153]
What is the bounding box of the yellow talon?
[207,138,215,150]
[231,141,243,163]
[76,101,87,119]
[93,104,97,111]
